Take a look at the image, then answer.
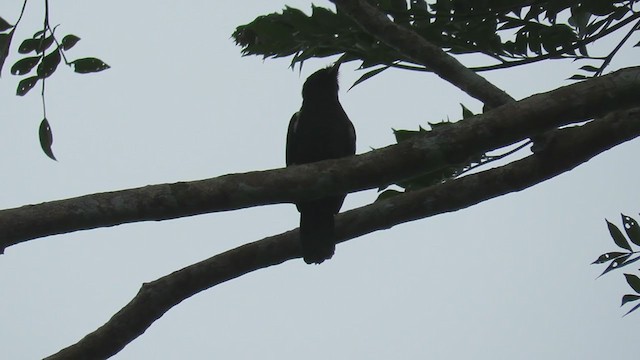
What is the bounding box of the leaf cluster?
[376,104,488,201]
[233,0,640,85]
[593,213,640,315]
[8,29,109,96]
[0,3,109,161]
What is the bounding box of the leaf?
[623,302,640,316]
[71,57,110,73]
[579,65,599,72]
[349,66,388,90]
[0,16,12,32]
[392,127,427,143]
[461,104,474,119]
[578,44,589,57]
[625,273,640,293]
[11,56,40,75]
[569,6,591,33]
[36,48,61,78]
[583,1,615,16]
[568,74,588,80]
[607,219,632,251]
[0,30,14,77]
[18,38,40,54]
[591,252,628,265]
[622,294,640,306]
[524,5,543,21]
[611,6,629,20]
[598,253,631,277]
[39,118,56,161]
[618,255,640,269]
[16,76,39,96]
[498,21,523,31]
[35,35,55,54]
[585,18,608,37]
[32,29,46,39]
[60,34,81,51]
[622,214,640,246]
[311,5,341,30]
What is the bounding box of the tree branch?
[330,0,514,107]
[44,107,640,360]
[2,67,640,253]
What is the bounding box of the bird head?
[302,64,340,101]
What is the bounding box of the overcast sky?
[1,1,639,359]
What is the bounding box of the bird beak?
[328,62,341,79]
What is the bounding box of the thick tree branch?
[330,0,514,107]
[2,67,640,253]
[45,108,640,360]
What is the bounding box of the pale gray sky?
[1,1,639,359]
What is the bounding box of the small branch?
[14,0,29,26]
[330,0,515,107]
[44,107,640,360]
[2,67,640,253]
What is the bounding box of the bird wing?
[347,116,356,155]
[285,111,300,166]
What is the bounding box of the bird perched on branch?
[286,64,356,264]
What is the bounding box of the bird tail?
[300,211,336,264]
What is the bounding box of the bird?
[286,64,356,264]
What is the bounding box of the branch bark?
[45,107,640,360]
[330,0,515,107]
[2,67,640,253]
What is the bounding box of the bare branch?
[330,0,514,107]
[2,67,640,253]
[45,108,640,360]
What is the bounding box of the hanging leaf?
[620,255,640,268]
[61,34,81,51]
[32,29,46,39]
[349,66,389,90]
[623,302,640,316]
[607,219,632,251]
[622,294,640,306]
[11,56,40,75]
[39,118,56,161]
[624,273,640,293]
[598,253,631,277]
[622,214,640,246]
[36,48,62,78]
[16,76,39,96]
[0,30,15,77]
[35,35,55,54]
[18,38,40,54]
[591,252,628,265]
[0,16,12,32]
[71,57,110,73]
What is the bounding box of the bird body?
[286,66,356,264]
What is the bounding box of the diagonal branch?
[45,107,640,360]
[2,67,640,253]
[330,0,514,107]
